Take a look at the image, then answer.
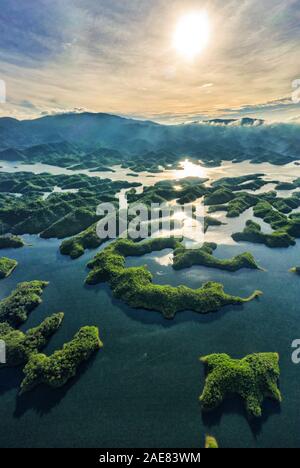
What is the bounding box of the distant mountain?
[0,148,25,161]
[0,112,299,166]
[23,141,80,158]
[0,113,161,153]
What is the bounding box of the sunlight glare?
[177,159,206,178]
[173,11,210,60]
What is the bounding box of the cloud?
[40,107,88,116]
[0,0,299,122]
[199,83,214,89]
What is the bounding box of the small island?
[204,216,223,233]
[0,280,48,327]
[199,353,281,418]
[0,257,18,279]
[0,312,64,367]
[173,243,261,272]
[205,435,219,449]
[20,326,103,393]
[86,238,262,319]
[60,222,106,259]
[232,220,295,248]
[0,235,24,249]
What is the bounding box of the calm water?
[0,162,300,448]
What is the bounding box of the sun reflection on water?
[176,159,206,179]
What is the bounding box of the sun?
[173,11,210,60]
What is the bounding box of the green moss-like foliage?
[272,195,300,214]
[0,172,137,238]
[205,188,235,206]
[40,208,99,239]
[0,257,18,279]
[0,235,24,249]
[173,243,261,272]
[127,178,209,207]
[212,174,265,191]
[205,435,219,449]
[0,281,48,327]
[205,184,300,222]
[199,353,281,418]
[204,216,223,232]
[226,193,258,218]
[0,313,64,367]
[60,219,111,259]
[275,182,296,190]
[86,238,262,319]
[232,220,296,248]
[15,143,179,174]
[20,326,103,393]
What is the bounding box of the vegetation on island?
[86,238,262,319]
[20,326,103,393]
[0,313,64,367]
[199,353,281,418]
[204,216,223,233]
[206,177,300,225]
[205,187,235,206]
[232,220,296,248]
[173,243,261,272]
[127,178,209,207]
[0,279,101,395]
[0,172,139,239]
[205,435,219,449]
[0,281,48,327]
[0,257,18,279]
[0,234,24,249]
[211,174,266,191]
[60,222,102,259]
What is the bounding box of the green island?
[0,257,18,279]
[0,279,102,394]
[204,216,223,233]
[206,177,300,220]
[199,353,281,418]
[205,435,219,449]
[173,243,261,272]
[60,222,103,259]
[0,281,48,327]
[0,234,24,249]
[232,220,296,248]
[20,326,103,394]
[211,174,266,191]
[0,172,139,238]
[59,207,126,259]
[127,177,208,206]
[0,313,64,367]
[86,238,262,319]
[3,139,180,174]
[289,267,300,275]
[58,175,275,260]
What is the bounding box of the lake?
[0,160,300,448]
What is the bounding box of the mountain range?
[0,112,299,166]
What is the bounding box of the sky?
[0,0,300,123]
